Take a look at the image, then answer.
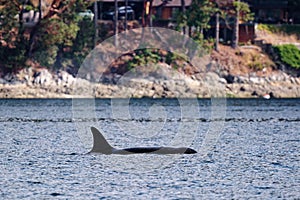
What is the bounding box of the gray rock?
[222,73,235,84]
[205,72,221,83]
[4,73,16,83]
[249,77,265,84]
[57,71,75,86]
[219,78,227,84]
[268,72,289,82]
[152,83,164,94]
[33,69,54,86]
[16,67,34,84]
[236,76,249,84]
[0,78,7,84]
[295,78,300,85]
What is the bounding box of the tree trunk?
[181,0,186,34]
[94,1,98,47]
[125,0,128,31]
[142,0,145,26]
[232,15,239,48]
[19,0,29,33]
[27,0,42,57]
[143,0,152,27]
[114,0,118,46]
[232,0,239,49]
[38,0,42,21]
[149,1,153,27]
[215,12,219,51]
[188,26,192,37]
[200,27,203,35]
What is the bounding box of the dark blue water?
[0,98,299,199]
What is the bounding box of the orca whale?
[89,127,197,154]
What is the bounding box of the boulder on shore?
[0,66,300,98]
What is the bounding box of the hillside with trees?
[0,0,300,98]
[0,0,255,73]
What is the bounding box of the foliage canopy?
[0,0,94,71]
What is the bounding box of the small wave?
[1,117,299,123]
[27,181,43,185]
[253,186,274,190]
[101,117,300,123]
[0,117,73,123]
[49,192,63,197]
[284,139,300,143]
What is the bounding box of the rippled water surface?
[0,98,299,199]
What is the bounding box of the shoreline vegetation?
[1,26,300,98]
[1,27,300,98]
[0,46,300,98]
[1,1,300,98]
[1,42,300,99]
[1,25,300,99]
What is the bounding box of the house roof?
[96,0,144,2]
[152,0,192,7]
[96,0,192,7]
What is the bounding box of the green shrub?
[246,53,264,70]
[257,24,300,35]
[126,49,190,72]
[248,61,263,70]
[33,46,58,67]
[274,44,300,69]
[127,49,161,70]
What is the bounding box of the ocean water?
[0,98,299,199]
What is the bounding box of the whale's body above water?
[89,127,197,155]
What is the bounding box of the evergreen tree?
[0,1,27,70]
[0,0,94,71]
[187,0,217,37]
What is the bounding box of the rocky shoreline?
[0,65,300,99]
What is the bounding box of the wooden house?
[244,0,289,23]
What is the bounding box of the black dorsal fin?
[90,127,115,154]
